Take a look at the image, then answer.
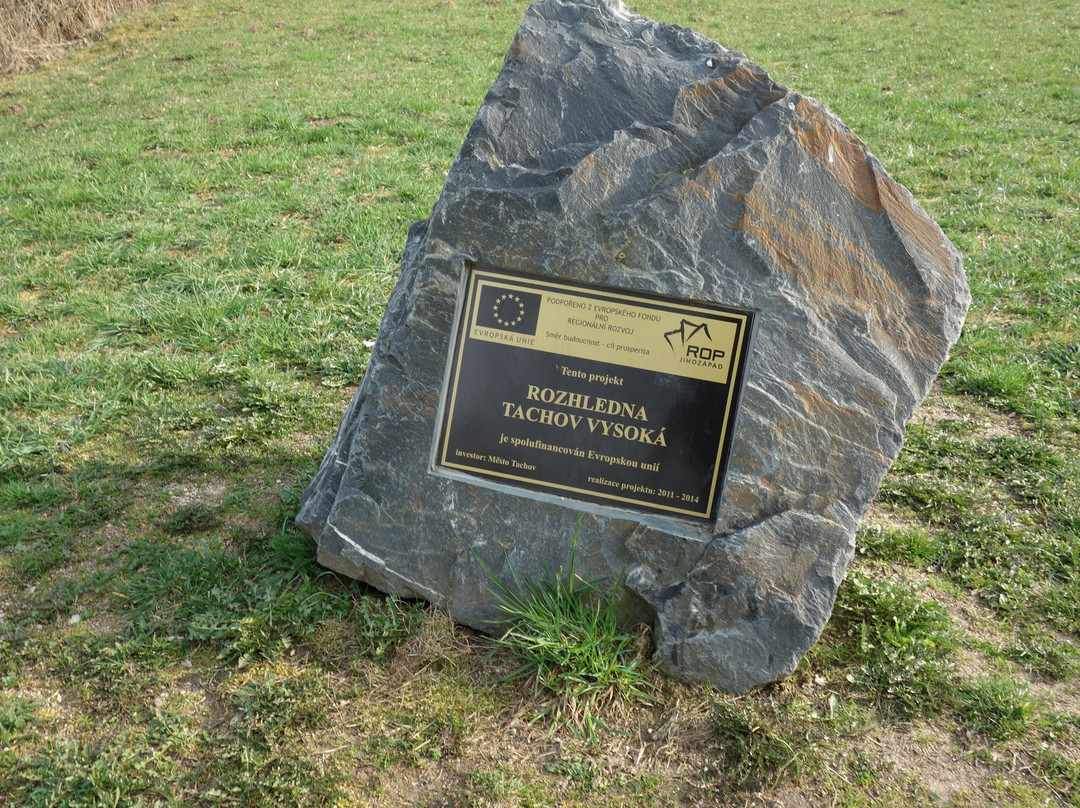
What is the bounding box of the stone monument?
[297,0,970,693]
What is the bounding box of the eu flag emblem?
[475,286,542,335]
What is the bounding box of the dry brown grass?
[0,0,153,74]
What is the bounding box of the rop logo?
[664,319,726,362]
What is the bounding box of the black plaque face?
[433,266,756,523]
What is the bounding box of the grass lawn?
[1,0,1078,805]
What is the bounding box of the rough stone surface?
[297,0,970,693]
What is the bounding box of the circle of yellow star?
[492,293,526,327]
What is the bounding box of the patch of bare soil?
[872,721,986,803]
[912,384,1023,439]
[166,478,228,509]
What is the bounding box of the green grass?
[1,0,1078,805]
[824,573,956,716]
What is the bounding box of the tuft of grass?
[12,712,198,808]
[953,676,1036,741]
[231,669,329,748]
[18,738,157,807]
[46,633,177,710]
[360,705,467,770]
[481,522,657,744]
[1006,629,1080,681]
[160,502,222,535]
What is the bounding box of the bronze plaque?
[433,266,756,522]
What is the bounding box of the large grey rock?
[298,0,969,693]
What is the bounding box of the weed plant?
[0,696,39,744]
[825,573,955,716]
[708,697,801,789]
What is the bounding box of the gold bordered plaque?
[433,266,756,523]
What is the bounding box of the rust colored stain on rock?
[785,380,889,461]
[676,63,773,101]
[736,177,945,363]
[674,63,785,130]
[791,98,883,213]
[876,166,958,275]
[739,180,904,307]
